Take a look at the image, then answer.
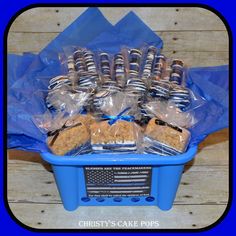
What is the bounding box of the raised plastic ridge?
[41,145,198,166]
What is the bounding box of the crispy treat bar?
[145,118,190,153]
[77,113,95,127]
[90,120,136,145]
[47,114,93,156]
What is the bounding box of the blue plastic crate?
[41,145,197,211]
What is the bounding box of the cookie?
[126,78,147,93]
[129,48,142,77]
[83,50,97,73]
[48,75,71,90]
[78,72,98,88]
[142,46,157,79]
[77,113,96,127]
[153,54,166,75]
[171,66,184,77]
[73,49,86,73]
[169,85,191,111]
[149,80,171,99]
[101,80,121,91]
[172,59,184,67]
[114,53,126,88]
[67,55,75,72]
[170,73,182,85]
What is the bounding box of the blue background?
[1,0,234,234]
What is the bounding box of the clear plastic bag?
[33,111,95,156]
[144,99,197,128]
[33,72,96,156]
[61,46,98,74]
[96,51,113,81]
[152,54,167,80]
[73,48,87,73]
[127,47,143,78]
[141,45,158,81]
[90,91,142,154]
[169,59,186,86]
[46,84,92,116]
[150,56,187,86]
[92,50,125,115]
[147,74,206,113]
[143,118,191,156]
[112,52,128,88]
[125,46,153,97]
[60,46,100,89]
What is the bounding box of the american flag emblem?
[84,166,152,197]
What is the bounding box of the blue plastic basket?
[41,145,197,211]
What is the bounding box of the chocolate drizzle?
[155,119,182,133]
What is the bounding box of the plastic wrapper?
[144,100,197,128]
[112,52,128,88]
[127,47,143,78]
[136,94,155,126]
[33,78,95,156]
[141,45,158,81]
[140,55,206,126]
[92,71,121,115]
[125,52,147,98]
[169,59,186,86]
[93,89,115,116]
[96,51,113,81]
[33,110,95,156]
[61,47,98,74]
[152,54,167,80]
[60,47,100,89]
[150,56,187,87]
[92,51,124,115]
[75,48,100,89]
[143,118,191,156]
[46,82,92,116]
[47,113,95,156]
[90,91,142,154]
[148,77,206,112]
[73,48,87,73]
[58,46,80,75]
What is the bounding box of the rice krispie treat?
[144,118,191,155]
[90,91,140,154]
[47,114,92,156]
[90,120,138,153]
[77,113,95,127]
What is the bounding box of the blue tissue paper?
[187,65,229,145]
[7,7,229,153]
[87,11,163,53]
[8,7,114,152]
